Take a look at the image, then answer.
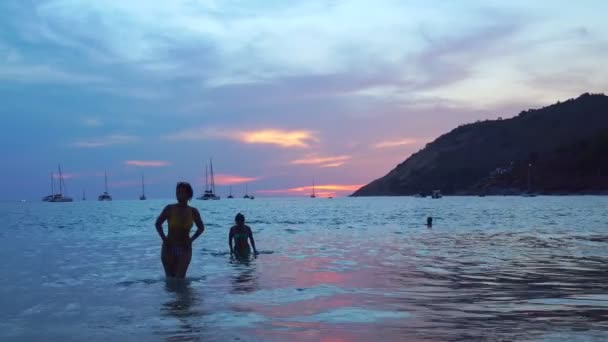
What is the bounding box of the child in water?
[229,213,258,257]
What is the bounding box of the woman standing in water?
[229,213,258,258]
[155,182,205,278]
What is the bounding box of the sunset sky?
[1,1,607,200]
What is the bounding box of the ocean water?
[1,197,608,341]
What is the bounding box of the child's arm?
[228,227,234,254]
[248,226,258,254]
[190,208,205,245]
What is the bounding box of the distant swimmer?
[426,217,433,227]
[229,213,258,258]
[155,182,205,278]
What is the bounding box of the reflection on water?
[229,256,259,294]
[159,279,205,341]
[1,197,608,341]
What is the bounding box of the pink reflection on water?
[234,294,356,318]
[254,321,435,342]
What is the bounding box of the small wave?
[278,220,307,225]
[116,277,164,287]
[247,220,271,225]
[118,276,206,287]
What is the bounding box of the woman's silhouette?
[155,182,205,278]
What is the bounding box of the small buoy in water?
[426,217,433,227]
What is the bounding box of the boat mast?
[312,178,316,197]
[51,172,55,195]
[205,165,209,192]
[104,172,108,193]
[209,158,215,193]
[58,165,64,196]
[141,174,145,196]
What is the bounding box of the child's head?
[176,182,193,202]
[235,213,245,226]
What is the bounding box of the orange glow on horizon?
[258,184,363,197]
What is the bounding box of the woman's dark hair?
[235,213,245,222]
[176,182,194,200]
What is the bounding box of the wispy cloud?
[166,127,318,148]
[0,64,109,84]
[214,174,259,185]
[320,162,346,168]
[82,117,103,127]
[71,134,139,148]
[108,180,140,188]
[291,155,351,168]
[238,129,317,148]
[374,138,420,149]
[52,172,79,180]
[124,160,171,167]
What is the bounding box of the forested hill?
[353,93,608,196]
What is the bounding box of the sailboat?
[243,184,250,199]
[43,165,74,202]
[139,174,146,200]
[243,184,255,199]
[227,185,234,199]
[42,172,55,202]
[82,190,86,201]
[310,179,316,198]
[197,159,220,200]
[98,172,113,201]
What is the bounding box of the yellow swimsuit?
[166,206,193,256]
[168,206,193,232]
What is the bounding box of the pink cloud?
[124,160,172,167]
[214,174,259,185]
[374,138,419,148]
[291,155,350,168]
[320,162,346,168]
[166,127,318,148]
[237,129,317,148]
